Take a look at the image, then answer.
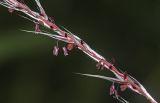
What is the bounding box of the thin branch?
[0,0,157,103]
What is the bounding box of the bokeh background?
[0,0,160,103]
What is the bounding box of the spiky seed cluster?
[0,0,157,103]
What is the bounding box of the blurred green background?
[0,0,160,103]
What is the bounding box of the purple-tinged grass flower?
[62,46,68,56]
[66,43,74,51]
[96,59,104,69]
[110,83,117,96]
[76,73,129,103]
[35,23,41,32]
[53,45,59,56]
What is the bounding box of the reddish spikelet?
[62,46,68,56]
[96,59,104,69]
[35,23,41,32]
[66,43,74,51]
[110,83,116,95]
[53,46,59,56]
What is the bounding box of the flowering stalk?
[0,0,157,103]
